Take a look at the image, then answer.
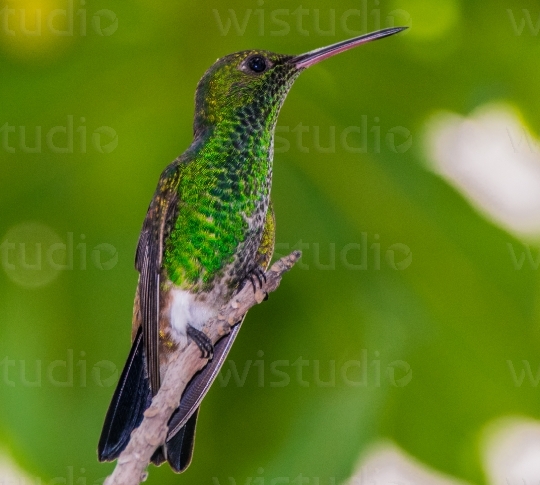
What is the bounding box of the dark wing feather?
[135,187,179,396]
[167,317,245,438]
[135,226,160,395]
[98,326,152,461]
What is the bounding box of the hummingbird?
[98,27,406,473]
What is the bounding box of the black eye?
[247,56,267,73]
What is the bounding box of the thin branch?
[103,250,302,485]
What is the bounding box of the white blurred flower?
[0,451,34,485]
[346,442,470,485]
[425,104,540,238]
[482,417,540,485]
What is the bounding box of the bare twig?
[103,250,302,485]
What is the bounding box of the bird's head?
[193,27,406,137]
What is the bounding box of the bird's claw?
[187,325,214,360]
[246,266,268,300]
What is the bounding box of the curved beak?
[290,27,407,69]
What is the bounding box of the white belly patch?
[168,288,216,341]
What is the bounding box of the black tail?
[162,407,199,472]
[98,326,198,473]
[98,326,152,461]
[149,406,199,472]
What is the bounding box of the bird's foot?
[243,266,269,302]
[187,325,214,360]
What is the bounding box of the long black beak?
[290,27,407,69]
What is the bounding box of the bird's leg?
[187,325,214,360]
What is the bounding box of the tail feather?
[98,327,152,461]
[151,446,166,466]
[165,408,199,472]
[98,326,199,473]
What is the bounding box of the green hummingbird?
[98,27,406,473]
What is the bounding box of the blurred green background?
[2,0,540,483]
